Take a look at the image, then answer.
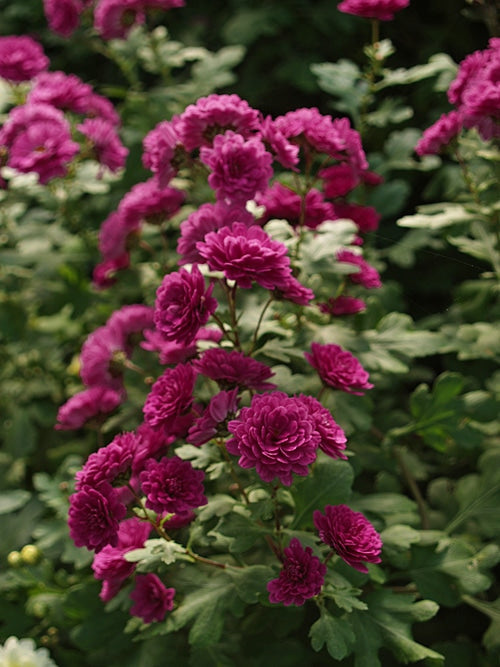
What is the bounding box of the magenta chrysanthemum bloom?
[129,573,175,623]
[256,183,335,230]
[78,118,128,173]
[98,210,135,262]
[227,391,322,486]
[177,202,255,266]
[92,254,131,289]
[193,347,276,391]
[332,202,380,234]
[140,326,222,366]
[106,304,155,352]
[143,363,196,435]
[68,482,127,552]
[76,431,138,490]
[298,394,347,459]
[336,249,382,289]
[178,94,261,152]
[187,388,239,446]
[197,222,292,290]
[200,131,273,205]
[320,164,360,198]
[259,115,300,170]
[119,178,185,228]
[92,517,151,602]
[94,0,146,40]
[415,111,463,156]
[142,118,186,187]
[337,0,410,21]
[154,265,218,345]
[318,295,366,316]
[140,455,207,514]
[43,0,85,37]
[28,71,92,114]
[276,275,315,306]
[131,421,174,476]
[267,538,326,606]
[0,36,49,82]
[305,342,373,395]
[313,504,382,573]
[55,386,123,430]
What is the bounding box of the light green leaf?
[227,565,275,604]
[309,610,355,660]
[0,490,31,514]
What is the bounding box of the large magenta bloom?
[119,178,185,228]
[200,131,273,205]
[227,391,321,486]
[193,347,276,391]
[197,222,292,290]
[129,573,175,623]
[313,504,382,573]
[142,363,196,435]
[55,386,122,430]
[154,265,218,344]
[75,432,138,490]
[267,538,326,606]
[0,36,49,82]
[92,517,152,602]
[140,456,207,514]
[68,482,127,552]
[337,0,410,21]
[305,342,373,395]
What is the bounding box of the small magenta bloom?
[336,249,382,289]
[179,94,261,151]
[0,35,49,82]
[313,504,382,573]
[119,178,185,228]
[227,391,321,486]
[319,295,366,316]
[332,202,380,234]
[94,0,146,40]
[267,538,327,606]
[298,394,347,460]
[142,117,185,187]
[92,517,152,602]
[415,111,463,156]
[305,342,373,395]
[143,363,196,435]
[197,222,292,290]
[154,265,218,345]
[337,0,410,21]
[129,573,175,623]
[200,131,273,205]
[77,117,128,173]
[43,0,85,37]
[75,431,138,490]
[193,347,276,391]
[320,164,360,198]
[55,386,123,430]
[256,183,336,230]
[187,388,239,446]
[140,455,207,514]
[68,482,127,552]
[140,326,222,366]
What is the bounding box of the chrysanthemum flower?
[142,363,196,435]
[140,455,207,514]
[305,342,373,395]
[129,573,175,623]
[336,249,382,289]
[0,35,49,82]
[337,0,410,21]
[267,538,326,606]
[55,386,123,430]
[193,347,276,391]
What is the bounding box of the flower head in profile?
[55,386,123,430]
[337,0,410,21]
[267,538,326,606]
[142,117,186,187]
[77,117,128,173]
[94,0,146,40]
[227,391,321,486]
[129,573,175,623]
[336,249,382,289]
[305,342,373,395]
[43,0,86,37]
[140,455,207,514]
[75,431,138,490]
[318,295,366,316]
[314,504,382,572]
[154,265,218,345]
[0,635,58,667]
[415,111,463,156]
[142,363,196,436]
[187,388,239,446]
[0,35,49,82]
[193,347,276,391]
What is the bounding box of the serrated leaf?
[227,564,274,604]
[124,539,187,568]
[309,610,355,660]
[0,490,31,514]
[210,511,267,553]
[380,524,421,550]
[322,571,368,612]
[398,203,476,230]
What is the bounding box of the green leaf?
[377,53,456,89]
[350,610,383,667]
[210,511,268,553]
[124,539,187,570]
[322,571,368,612]
[380,524,421,550]
[309,609,355,660]
[227,565,275,604]
[292,458,354,529]
[0,490,31,514]
[398,202,476,230]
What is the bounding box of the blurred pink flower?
[0,35,49,82]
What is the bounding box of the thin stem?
[216,438,250,504]
[248,296,274,355]
[371,18,380,46]
[393,447,430,530]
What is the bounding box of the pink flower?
[267,538,326,606]
[320,164,360,198]
[75,431,138,490]
[177,202,254,266]
[0,36,49,82]
[187,388,239,446]
[298,395,347,460]
[77,117,128,173]
[92,254,131,289]
[256,183,336,229]
[313,504,382,572]
[131,421,174,477]
[318,295,366,316]
[140,326,222,366]
[119,178,185,228]
[68,482,127,552]
[179,94,261,151]
[129,573,175,623]
[332,202,380,233]
[197,222,292,290]
[305,342,373,395]
[227,391,322,486]
[337,0,410,21]
[92,517,151,602]
[336,249,382,289]
[43,0,85,37]
[55,386,123,430]
[200,131,273,205]
[142,363,196,435]
[276,275,315,306]
[94,0,145,40]
[142,118,185,187]
[140,456,207,514]
[28,71,91,113]
[154,265,218,344]
[193,347,276,391]
[259,115,299,170]
[415,111,463,156]
[97,211,134,262]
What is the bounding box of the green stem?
[248,295,274,355]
